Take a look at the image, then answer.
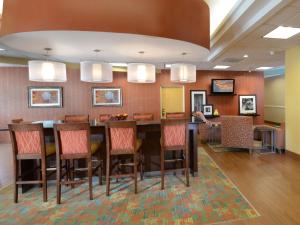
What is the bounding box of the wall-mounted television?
[211,79,235,94]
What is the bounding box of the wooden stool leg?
[134,153,138,194]
[88,158,93,200]
[161,149,165,190]
[70,159,75,188]
[56,158,61,204]
[38,159,42,188]
[185,149,189,187]
[42,158,47,202]
[14,159,19,203]
[140,150,144,181]
[106,155,110,196]
[98,152,102,185]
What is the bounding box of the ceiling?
[0,0,300,72]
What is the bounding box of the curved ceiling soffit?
[0,0,210,50]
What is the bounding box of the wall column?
[285,45,300,154]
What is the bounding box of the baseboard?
[264,120,281,127]
[285,149,300,158]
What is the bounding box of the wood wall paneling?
[0,68,264,142]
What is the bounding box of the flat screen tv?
[211,79,235,94]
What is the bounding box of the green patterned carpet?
[0,148,259,225]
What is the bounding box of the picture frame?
[203,104,213,116]
[211,79,235,94]
[92,87,122,107]
[28,86,63,108]
[190,90,207,113]
[238,95,257,115]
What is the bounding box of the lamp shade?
[127,63,156,83]
[28,60,67,82]
[170,63,196,83]
[80,61,113,83]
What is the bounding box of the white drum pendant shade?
[171,63,196,83]
[28,60,67,82]
[127,63,156,83]
[80,61,113,83]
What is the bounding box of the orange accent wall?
[0,68,264,142]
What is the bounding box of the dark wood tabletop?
[0,117,203,131]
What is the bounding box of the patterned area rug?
[207,143,248,153]
[0,148,259,225]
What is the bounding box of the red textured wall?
[0,67,264,142]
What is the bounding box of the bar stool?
[160,119,189,190]
[11,118,23,124]
[8,123,56,203]
[166,112,185,119]
[105,121,143,196]
[64,114,103,185]
[65,115,89,123]
[133,113,154,121]
[54,123,102,204]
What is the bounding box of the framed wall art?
[92,87,122,107]
[28,86,63,108]
[238,95,257,115]
[190,90,207,113]
[203,104,213,116]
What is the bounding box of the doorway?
[160,86,185,118]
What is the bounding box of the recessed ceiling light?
[214,65,230,69]
[0,48,6,51]
[264,26,300,39]
[110,63,128,67]
[256,67,273,70]
[243,54,249,58]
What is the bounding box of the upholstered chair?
[133,113,154,121]
[8,123,56,203]
[65,115,89,123]
[11,118,24,124]
[54,123,103,204]
[166,112,186,119]
[160,119,189,190]
[105,121,143,196]
[275,123,285,153]
[220,116,255,153]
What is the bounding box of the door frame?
[160,86,185,118]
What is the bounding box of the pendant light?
[80,49,113,83]
[28,48,67,82]
[127,51,156,83]
[170,53,196,83]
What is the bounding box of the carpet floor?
[0,147,259,225]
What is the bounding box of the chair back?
[54,123,91,157]
[11,118,23,124]
[166,112,185,119]
[65,115,89,123]
[8,123,45,157]
[133,113,154,121]
[221,116,254,148]
[99,114,111,122]
[161,119,188,150]
[105,121,137,155]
